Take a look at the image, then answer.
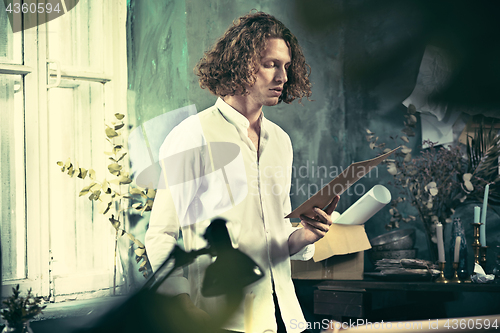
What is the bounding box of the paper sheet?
[286,147,399,219]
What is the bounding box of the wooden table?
[307,280,500,322]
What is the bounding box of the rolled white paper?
[474,206,480,224]
[332,185,391,225]
[480,184,489,246]
[436,223,445,263]
[454,236,461,263]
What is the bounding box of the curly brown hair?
[195,12,312,104]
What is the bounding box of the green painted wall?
[126,0,500,292]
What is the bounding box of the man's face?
[245,38,291,109]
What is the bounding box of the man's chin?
[265,98,280,106]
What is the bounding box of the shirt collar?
[215,97,265,129]
[215,97,250,129]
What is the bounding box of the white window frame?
[0,0,128,299]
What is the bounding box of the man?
[145,12,338,333]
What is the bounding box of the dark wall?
[126,0,500,276]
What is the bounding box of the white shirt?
[145,98,314,333]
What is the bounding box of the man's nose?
[276,67,288,83]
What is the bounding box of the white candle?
[436,223,445,263]
[480,184,489,246]
[474,206,481,223]
[454,236,461,263]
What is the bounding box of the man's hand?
[299,195,340,244]
[288,195,340,256]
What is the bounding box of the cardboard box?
[292,252,364,280]
[291,223,371,280]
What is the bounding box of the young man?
[145,12,338,333]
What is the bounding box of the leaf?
[366,129,374,135]
[134,239,145,248]
[401,136,409,143]
[135,248,146,257]
[408,104,417,114]
[79,182,96,196]
[404,153,412,162]
[109,215,120,230]
[113,145,123,154]
[108,163,122,175]
[425,182,438,196]
[115,113,125,120]
[89,190,101,201]
[369,142,377,150]
[68,165,75,177]
[77,168,87,179]
[402,127,415,137]
[463,173,472,182]
[89,169,96,180]
[57,161,63,166]
[463,180,474,192]
[118,175,132,184]
[105,126,118,138]
[114,123,125,130]
[117,152,127,162]
[406,114,417,125]
[383,148,392,153]
[132,203,143,209]
[102,179,109,193]
[64,158,71,169]
[129,188,143,195]
[146,189,156,199]
[387,162,398,175]
[401,145,412,154]
[98,195,112,215]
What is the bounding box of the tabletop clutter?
[366,229,440,280]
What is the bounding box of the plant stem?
[113,228,118,296]
[405,183,438,263]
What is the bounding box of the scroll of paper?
[286,147,399,219]
[331,184,391,225]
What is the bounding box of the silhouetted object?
[294,0,500,114]
[75,218,263,333]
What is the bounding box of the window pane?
[46,0,103,71]
[48,80,113,279]
[0,74,26,280]
[0,0,23,64]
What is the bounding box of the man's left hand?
[299,195,340,244]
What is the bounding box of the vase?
[448,217,469,279]
[420,216,438,263]
[2,321,33,333]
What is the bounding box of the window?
[0,0,127,300]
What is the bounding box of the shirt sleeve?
[145,118,204,296]
[281,132,315,261]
